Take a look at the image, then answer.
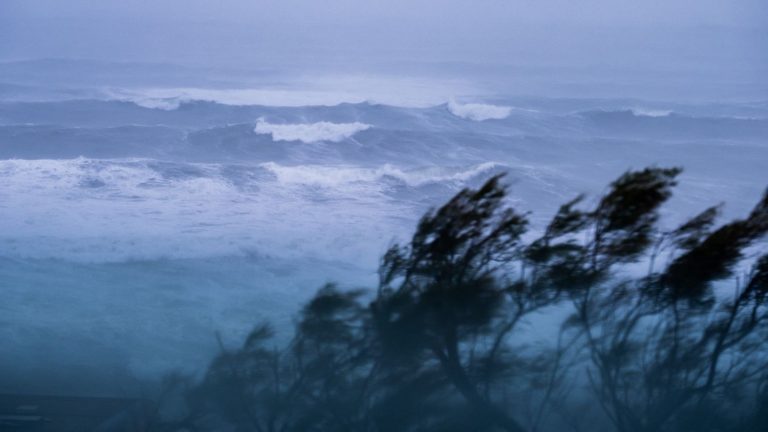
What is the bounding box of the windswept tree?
[185,285,379,432]
[171,168,768,432]
[373,175,576,432]
[517,167,768,432]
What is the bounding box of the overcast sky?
[1,0,766,100]
[0,1,763,63]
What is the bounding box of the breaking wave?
[253,119,371,143]
[628,107,673,117]
[106,87,368,108]
[447,99,512,121]
[259,161,504,188]
[0,158,508,263]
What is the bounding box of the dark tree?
[168,169,768,432]
[555,172,768,432]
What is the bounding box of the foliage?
[162,168,768,432]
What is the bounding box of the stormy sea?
[0,59,766,394]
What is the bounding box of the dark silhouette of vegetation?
[157,168,768,432]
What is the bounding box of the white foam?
[112,88,365,108]
[447,99,512,121]
[0,158,506,265]
[129,97,182,110]
[254,119,371,143]
[105,75,479,109]
[629,108,673,117]
[260,161,502,188]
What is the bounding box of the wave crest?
[629,108,673,117]
[254,119,371,143]
[259,161,504,188]
[447,99,512,121]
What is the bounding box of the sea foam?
[254,119,371,143]
[447,99,512,121]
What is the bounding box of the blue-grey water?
[0,59,766,394]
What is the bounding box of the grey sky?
[1,0,766,100]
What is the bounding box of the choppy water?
[0,75,766,392]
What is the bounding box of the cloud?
[447,99,512,121]
[254,119,371,143]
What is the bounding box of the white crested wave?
[629,108,673,117]
[447,99,512,121]
[259,161,503,188]
[254,119,371,143]
[109,88,365,109]
[104,76,479,109]
[127,97,182,110]
[0,158,505,264]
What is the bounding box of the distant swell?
[578,109,768,139]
